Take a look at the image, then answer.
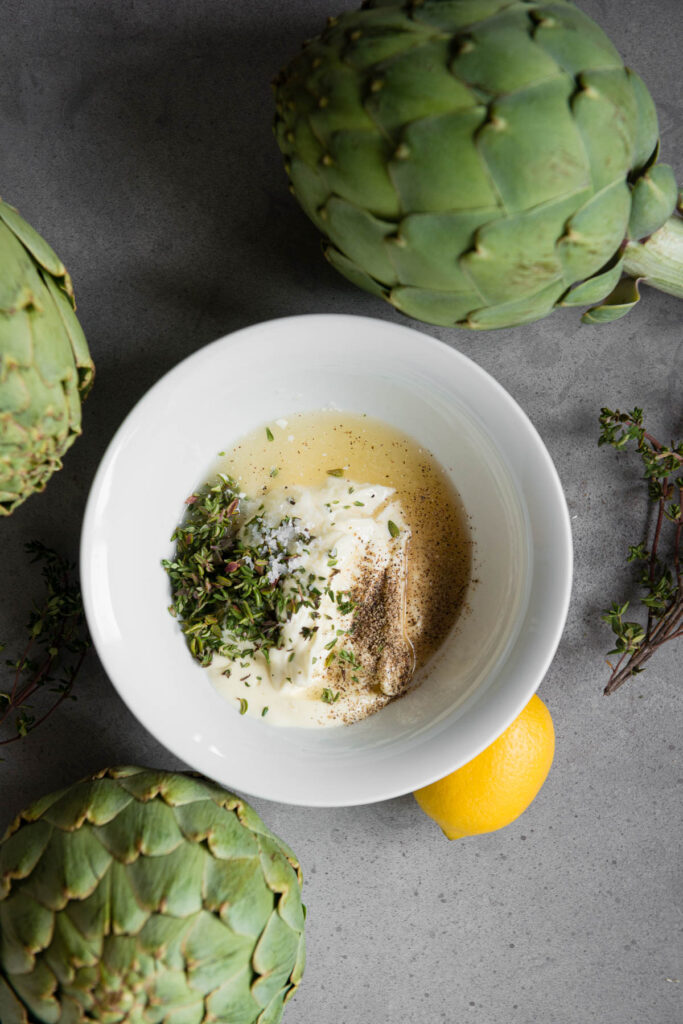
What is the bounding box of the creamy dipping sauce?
[206,411,471,727]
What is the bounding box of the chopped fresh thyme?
[387,520,400,538]
[327,468,344,477]
[266,427,274,441]
[262,706,269,716]
[238,698,248,715]
[338,648,361,669]
[321,688,340,704]
[162,474,322,667]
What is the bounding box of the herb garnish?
[321,688,340,704]
[327,468,344,477]
[387,520,400,538]
[599,408,682,694]
[162,474,320,667]
[266,427,274,441]
[338,648,361,669]
[0,543,90,748]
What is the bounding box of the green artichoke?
[0,767,305,1024]
[273,0,683,328]
[0,199,93,515]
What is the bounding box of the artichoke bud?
[0,767,306,1024]
[273,0,682,329]
[0,198,94,515]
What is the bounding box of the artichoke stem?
[623,209,683,299]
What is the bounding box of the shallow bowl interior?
[81,314,572,806]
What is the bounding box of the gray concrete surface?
[0,2,681,1022]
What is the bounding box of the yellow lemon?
[413,694,555,839]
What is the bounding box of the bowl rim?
[81,313,572,806]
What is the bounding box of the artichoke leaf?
[22,827,111,909]
[324,197,396,285]
[0,975,29,1024]
[43,275,93,395]
[628,163,678,240]
[390,107,494,213]
[57,994,87,1024]
[63,868,112,943]
[324,246,388,299]
[324,131,399,219]
[558,180,631,282]
[582,276,641,322]
[93,795,185,861]
[0,889,55,973]
[206,964,261,1024]
[257,834,302,895]
[4,957,60,1024]
[26,275,87,393]
[40,779,132,832]
[450,18,561,94]
[0,221,47,316]
[0,202,68,285]
[390,285,480,326]
[306,61,377,140]
[477,76,590,212]
[183,801,259,860]
[106,856,148,937]
[628,69,660,173]
[410,0,520,32]
[205,857,273,937]
[571,68,637,192]
[183,911,254,993]
[257,989,288,1024]
[125,840,205,917]
[530,2,623,72]
[461,192,581,304]
[290,933,306,988]
[251,912,300,1007]
[47,907,101,978]
[0,821,53,897]
[366,39,477,139]
[0,308,33,374]
[464,278,567,329]
[275,881,306,935]
[287,160,331,233]
[329,9,435,68]
[560,254,624,306]
[388,208,501,291]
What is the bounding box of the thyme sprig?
[0,542,90,748]
[162,475,322,667]
[599,408,682,694]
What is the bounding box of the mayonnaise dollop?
[209,476,411,727]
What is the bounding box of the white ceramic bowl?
[81,314,571,807]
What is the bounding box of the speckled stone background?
[1,2,681,1021]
